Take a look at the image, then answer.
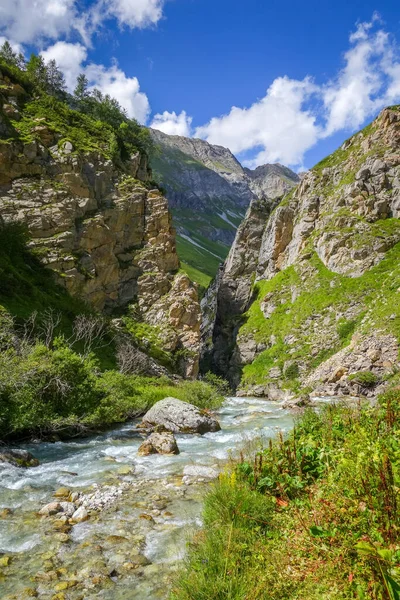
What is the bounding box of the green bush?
[284,362,300,380]
[348,370,379,387]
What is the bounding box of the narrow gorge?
[0,46,400,600]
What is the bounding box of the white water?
[0,397,294,599]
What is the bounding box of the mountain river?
[0,397,295,599]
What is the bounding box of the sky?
[1,0,400,171]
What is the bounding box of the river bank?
[0,396,294,599]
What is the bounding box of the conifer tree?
[46,59,66,96]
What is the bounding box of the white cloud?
[104,0,165,29]
[0,35,24,55]
[0,0,78,44]
[40,41,150,123]
[41,42,88,91]
[196,77,320,167]
[85,63,150,123]
[151,110,193,136]
[0,0,166,46]
[321,18,399,136]
[193,16,400,168]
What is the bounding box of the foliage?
[0,48,152,162]
[348,370,379,387]
[172,391,400,599]
[0,333,224,440]
[239,243,400,388]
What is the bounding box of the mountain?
[149,128,299,288]
[0,64,201,379]
[202,105,400,399]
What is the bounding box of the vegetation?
[239,243,400,390]
[180,263,212,297]
[0,41,152,163]
[171,388,400,599]
[0,223,224,442]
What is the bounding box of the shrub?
[348,370,379,387]
[284,362,300,380]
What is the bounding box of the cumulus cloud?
[0,0,165,46]
[196,77,319,167]
[322,16,399,136]
[103,0,165,29]
[194,16,400,168]
[41,42,88,91]
[0,0,78,44]
[150,110,193,136]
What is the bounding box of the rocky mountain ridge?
[203,106,400,399]
[0,67,201,377]
[150,128,299,281]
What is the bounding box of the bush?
[348,370,379,387]
[284,362,299,380]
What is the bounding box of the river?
[0,397,294,599]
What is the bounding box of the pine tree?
[0,41,21,67]
[74,73,89,101]
[46,59,66,97]
[26,54,48,89]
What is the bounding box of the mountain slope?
[150,128,299,287]
[203,106,400,398]
[0,64,201,379]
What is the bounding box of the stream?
[0,397,294,599]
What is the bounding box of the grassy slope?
[171,388,400,600]
[239,242,400,391]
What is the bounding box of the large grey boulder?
[141,397,220,434]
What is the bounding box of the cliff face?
[205,106,400,397]
[0,69,201,378]
[150,128,299,279]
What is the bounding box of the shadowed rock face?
[203,106,400,395]
[141,397,221,434]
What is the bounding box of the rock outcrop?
[204,106,400,397]
[140,397,220,434]
[0,68,201,377]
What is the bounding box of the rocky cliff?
[150,128,299,281]
[0,68,201,377]
[204,106,400,398]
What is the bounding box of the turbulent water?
[0,397,294,599]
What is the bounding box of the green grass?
[171,388,400,600]
[176,235,225,279]
[180,263,212,297]
[239,243,400,389]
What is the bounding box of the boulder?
[141,397,220,434]
[0,449,39,468]
[138,432,180,456]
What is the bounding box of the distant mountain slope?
[149,128,299,287]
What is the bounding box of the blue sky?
[1,0,400,170]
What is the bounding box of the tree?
[0,40,25,69]
[46,59,66,97]
[74,73,89,102]
[26,53,48,89]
